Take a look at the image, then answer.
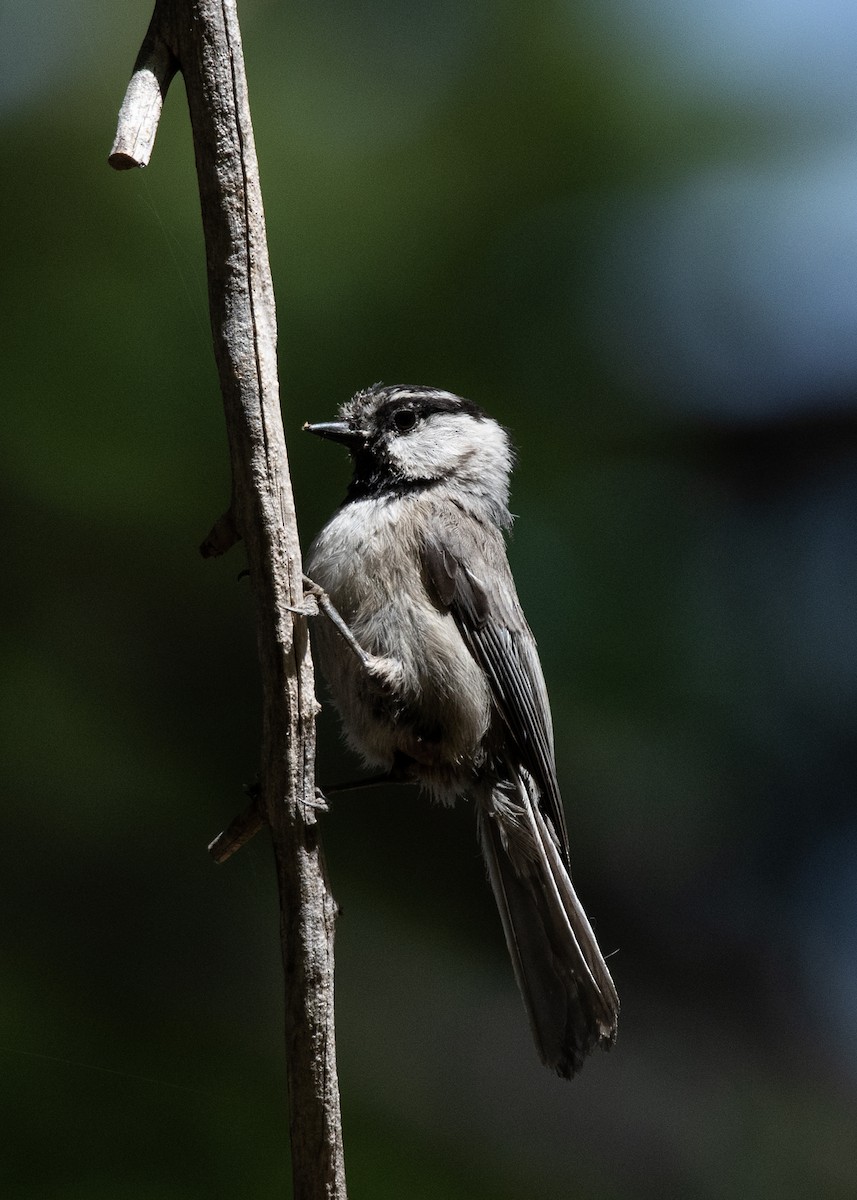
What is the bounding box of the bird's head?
[304,383,514,520]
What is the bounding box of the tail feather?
[478,777,619,1079]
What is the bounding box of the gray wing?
[420,511,571,861]
[422,509,619,1077]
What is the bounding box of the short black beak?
[302,420,365,450]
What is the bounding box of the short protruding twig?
[309,787,330,812]
[109,16,178,169]
[200,508,241,558]
[208,794,265,863]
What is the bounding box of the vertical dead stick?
[109,3,347,1197]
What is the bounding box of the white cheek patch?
[462,415,513,482]
[388,412,511,484]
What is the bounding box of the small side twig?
[208,791,264,864]
[200,507,241,558]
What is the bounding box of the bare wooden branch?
[110,3,347,1197]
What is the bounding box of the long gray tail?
[478,776,619,1078]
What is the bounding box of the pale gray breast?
[306,495,493,778]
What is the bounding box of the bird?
[303,383,618,1078]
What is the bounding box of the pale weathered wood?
[109,13,176,169]
[110,3,347,1196]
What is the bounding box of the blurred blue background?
[2,1,857,1196]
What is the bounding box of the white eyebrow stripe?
[388,387,460,405]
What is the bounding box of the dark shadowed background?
[3,2,857,1197]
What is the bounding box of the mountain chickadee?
[304,383,618,1078]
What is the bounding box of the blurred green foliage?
[3,2,857,1197]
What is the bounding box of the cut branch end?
[109,25,178,171]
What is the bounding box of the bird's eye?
[392,408,417,433]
